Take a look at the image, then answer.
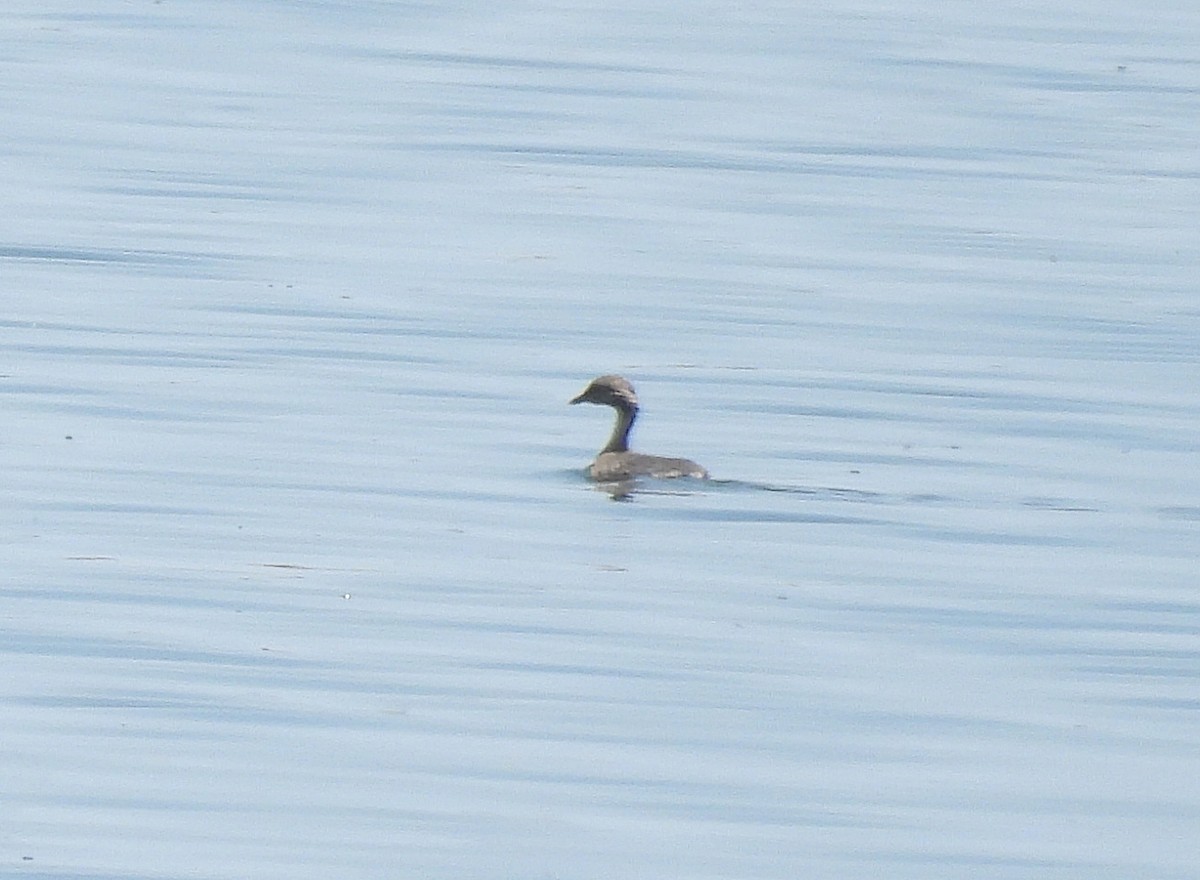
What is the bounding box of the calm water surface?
[3,2,1198,878]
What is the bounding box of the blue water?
[3,2,1198,878]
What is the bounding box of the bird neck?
[602,404,637,453]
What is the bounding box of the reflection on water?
[590,474,887,508]
[3,1,1199,878]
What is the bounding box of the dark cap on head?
[569,374,639,409]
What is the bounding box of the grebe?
[569,374,708,482]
